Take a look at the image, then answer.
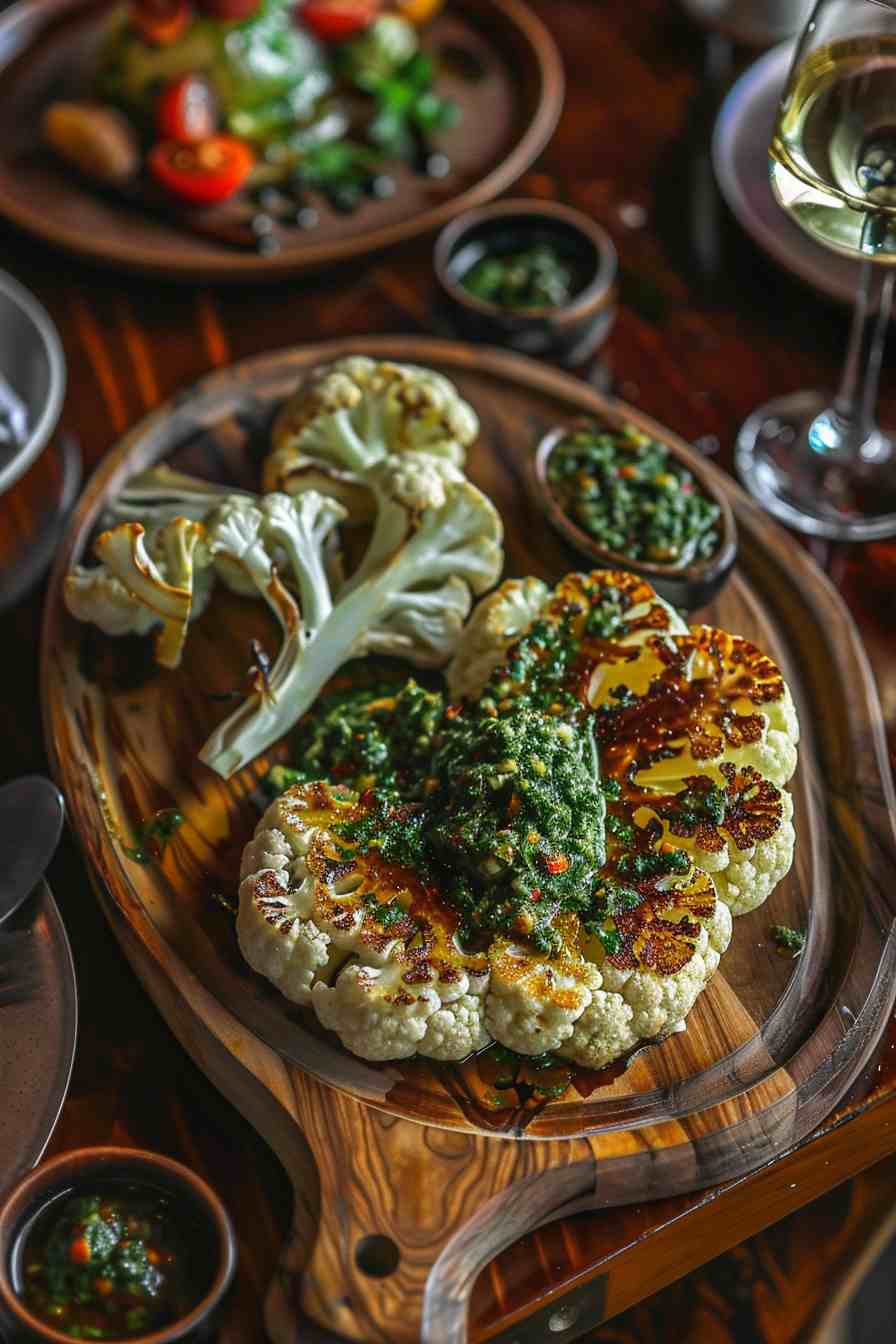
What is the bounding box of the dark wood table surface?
[3,1,896,1340]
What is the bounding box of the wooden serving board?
[0,0,562,281]
[41,339,896,1343]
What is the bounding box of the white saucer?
[712,41,864,308]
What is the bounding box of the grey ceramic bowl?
[0,270,66,498]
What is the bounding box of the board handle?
[263,1067,598,1344]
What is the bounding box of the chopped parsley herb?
[122,810,183,864]
[617,846,690,881]
[478,1043,573,1104]
[770,924,806,957]
[21,1188,195,1339]
[593,927,623,957]
[263,675,443,801]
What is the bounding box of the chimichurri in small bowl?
[20,1187,193,1339]
[532,416,737,610]
[0,1149,236,1343]
[434,199,617,364]
[460,243,577,311]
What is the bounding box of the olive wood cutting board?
[41,338,896,1343]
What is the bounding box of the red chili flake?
[445,704,463,720]
[544,855,570,875]
[531,888,543,902]
[69,1236,91,1265]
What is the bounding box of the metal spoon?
[0,776,65,927]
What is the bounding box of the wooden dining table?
[3,1,896,1340]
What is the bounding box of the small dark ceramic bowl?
[434,199,617,364]
[0,1148,237,1344]
[532,418,738,610]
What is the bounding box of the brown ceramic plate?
[0,0,563,281]
[0,881,77,1199]
[532,419,738,609]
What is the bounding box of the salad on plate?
[42,0,458,249]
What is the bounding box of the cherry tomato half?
[156,75,217,143]
[300,0,381,42]
[131,0,191,45]
[148,135,254,205]
[196,0,261,20]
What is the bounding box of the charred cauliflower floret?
[264,356,480,515]
[239,565,798,1075]
[238,782,490,1060]
[559,861,732,1069]
[485,916,602,1054]
[64,360,502,781]
[586,624,799,918]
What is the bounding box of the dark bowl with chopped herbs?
[0,1149,236,1343]
[434,199,617,364]
[533,416,737,609]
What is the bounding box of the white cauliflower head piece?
[589,622,800,918]
[560,863,732,1070]
[266,357,480,501]
[446,577,550,701]
[485,916,602,1055]
[237,782,492,1060]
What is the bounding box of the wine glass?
[737,0,896,540]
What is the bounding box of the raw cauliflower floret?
[485,928,602,1055]
[711,793,796,916]
[418,992,492,1061]
[560,900,732,1069]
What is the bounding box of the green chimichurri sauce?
[20,1188,196,1340]
[123,809,184,864]
[460,244,576,311]
[476,1044,573,1110]
[265,676,442,801]
[547,422,721,566]
[268,672,607,955]
[770,924,806,958]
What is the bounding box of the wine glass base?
[736,390,896,541]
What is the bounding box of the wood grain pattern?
[41,337,896,1342]
[0,0,563,280]
[543,1154,896,1344]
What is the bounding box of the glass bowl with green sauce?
[434,199,617,364]
[0,1149,236,1343]
[533,416,738,610]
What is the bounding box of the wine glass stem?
[814,256,895,461]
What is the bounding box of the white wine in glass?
[737,0,896,540]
